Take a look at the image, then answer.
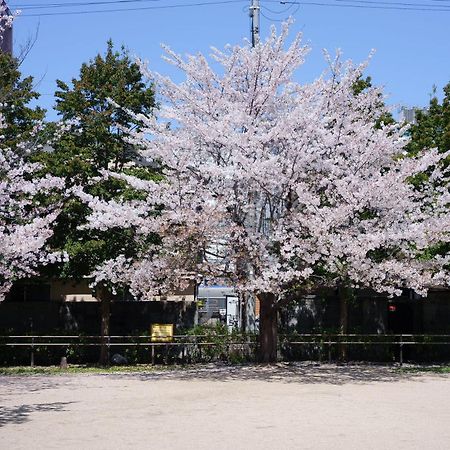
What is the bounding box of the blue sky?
[8,0,450,120]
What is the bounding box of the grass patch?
[0,364,182,376]
[2,363,449,377]
[398,365,450,374]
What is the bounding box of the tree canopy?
[406,83,450,157]
[79,25,450,300]
[0,51,45,147]
[35,41,157,280]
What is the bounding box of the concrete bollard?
[60,357,68,369]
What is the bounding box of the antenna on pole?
[249,0,260,47]
[0,0,13,55]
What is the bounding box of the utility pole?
[0,0,13,55]
[249,0,260,47]
[241,1,261,334]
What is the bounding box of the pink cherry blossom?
[79,23,450,303]
[0,113,65,299]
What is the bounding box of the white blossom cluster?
[0,113,65,299]
[0,3,16,43]
[80,23,450,301]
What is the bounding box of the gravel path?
[0,364,449,450]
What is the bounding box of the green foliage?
[0,364,168,375]
[34,41,158,280]
[352,75,373,96]
[51,40,154,179]
[352,75,394,128]
[0,52,45,147]
[403,82,450,262]
[405,83,450,158]
[399,366,450,374]
[184,323,256,363]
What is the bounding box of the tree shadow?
[111,362,448,385]
[0,377,73,400]
[0,401,74,427]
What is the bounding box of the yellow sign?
[151,324,174,342]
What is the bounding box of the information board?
[151,323,174,342]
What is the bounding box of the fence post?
[107,335,111,365]
[399,334,403,366]
[30,337,35,367]
[151,345,155,365]
[328,341,332,364]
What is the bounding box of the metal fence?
[0,334,258,366]
[279,333,450,365]
[1,334,450,366]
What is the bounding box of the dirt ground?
[0,363,449,450]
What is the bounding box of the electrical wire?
[14,0,450,9]
[260,1,297,14]
[11,0,162,10]
[19,0,247,17]
[318,0,450,7]
[276,1,450,12]
[261,10,285,20]
[10,0,450,17]
[261,2,301,21]
[12,0,450,6]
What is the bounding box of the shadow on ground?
[0,402,74,427]
[109,362,448,385]
[0,377,74,401]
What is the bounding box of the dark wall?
[422,290,450,334]
[0,301,197,335]
[280,290,338,334]
[280,289,450,336]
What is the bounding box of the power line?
[320,0,450,7]
[10,0,450,17]
[11,0,162,9]
[11,0,450,6]
[278,1,450,12]
[18,0,246,17]
[260,1,301,21]
[260,1,297,14]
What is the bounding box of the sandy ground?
[0,363,449,450]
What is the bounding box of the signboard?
[151,324,174,342]
[226,295,240,332]
[197,298,206,309]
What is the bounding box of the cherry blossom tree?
[79,23,450,362]
[0,113,64,300]
[0,8,65,300]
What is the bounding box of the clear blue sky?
[8,0,450,120]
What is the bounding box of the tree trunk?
[258,292,278,363]
[338,285,351,362]
[97,285,111,367]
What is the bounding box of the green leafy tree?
[352,76,395,128]
[406,83,450,157]
[0,51,45,146]
[403,83,450,275]
[35,41,157,364]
